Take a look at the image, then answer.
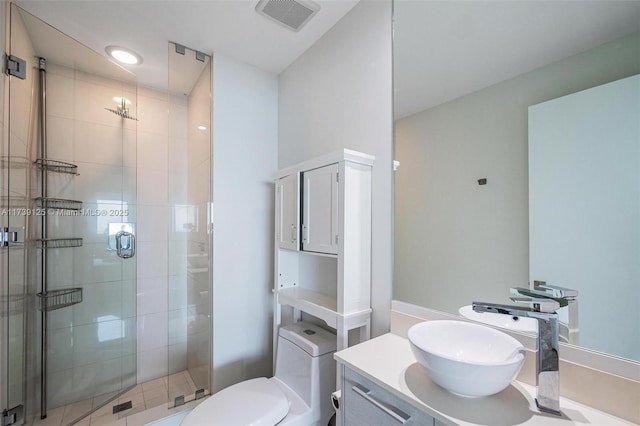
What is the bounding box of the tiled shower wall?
[35,69,206,407]
[135,84,203,385]
[135,87,171,383]
[137,74,212,389]
[44,62,138,408]
[44,77,196,400]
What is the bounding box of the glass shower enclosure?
[166,41,212,410]
[2,5,214,425]
[3,4,138,423]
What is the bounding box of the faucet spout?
[472,301,561,415]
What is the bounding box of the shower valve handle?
[115,231,136,259]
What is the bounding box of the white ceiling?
[16,7,136,84]
[15,0,359,90]
[394,0,640,120]
[14,0,640,117]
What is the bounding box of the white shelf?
[278,287,338,327]
[277,287,371,330]
[274,150,374,360]
[300,250,337,259]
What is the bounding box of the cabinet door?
[276,174,299,251]
[343,367,435,426]
[302,163,339,254]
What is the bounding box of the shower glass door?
[6,5,138,423]
[167,43,212,407]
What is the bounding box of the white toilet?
[181,322,337,426]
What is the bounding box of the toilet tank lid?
[180,378,289,426]
[279,322,337,356]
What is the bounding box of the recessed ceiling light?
[197,125,207,131]
[106,46,142,65]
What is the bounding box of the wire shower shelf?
[34,238,83,249]
[34,197,83,211]
[34,159,79,175]
[37,288,83,312]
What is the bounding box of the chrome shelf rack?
[34,238,83,249]
[34,158,79,175]
[34,197,83,211]
[36,288,83,312]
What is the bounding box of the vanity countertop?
[334,333,633,426]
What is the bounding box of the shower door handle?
[115,231,136,259]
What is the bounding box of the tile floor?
[29,371,206,426]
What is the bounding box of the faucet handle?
[510,295,560,313]
[510,287,569,308]
[533,280,578,299]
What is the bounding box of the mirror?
[393,0,640,363]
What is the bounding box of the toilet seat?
[181,377,290,426]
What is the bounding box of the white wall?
[212,53,278,392]
[394,33,640,314]
[278,0,394,337]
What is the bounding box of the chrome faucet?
[534,281,579,345]
[472,297,562,415]
[511,281,579,345]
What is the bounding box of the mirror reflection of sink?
[408,320,526,398]
[187,253,209,271]
[459,305,538,334]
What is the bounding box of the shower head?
[105,97,138,121]
[105,106,138,121]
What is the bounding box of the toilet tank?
[275,322,336,409]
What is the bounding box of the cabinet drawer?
[343,367,435,426]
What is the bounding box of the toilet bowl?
[181,322,337,426]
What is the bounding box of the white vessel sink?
[458,305,538,334]
[408,320,526,397]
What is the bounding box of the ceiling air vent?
[256,0,320,32]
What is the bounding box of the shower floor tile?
[29,370,203,426]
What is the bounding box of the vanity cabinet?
[342,367,437,426]
[335,333,633,426]
[273,149,374,360]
